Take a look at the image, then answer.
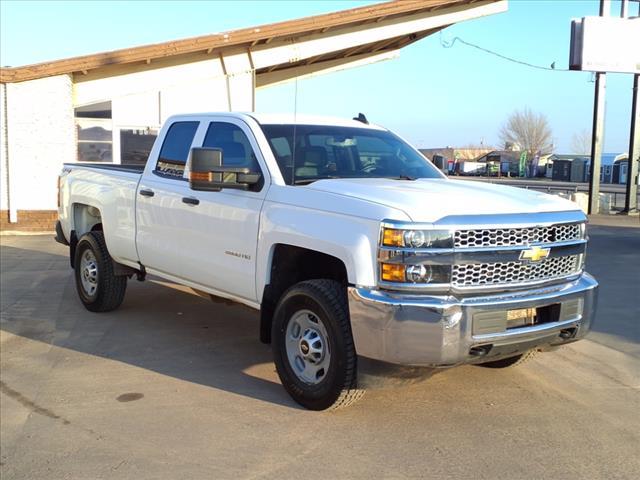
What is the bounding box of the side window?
[203,122,260,172]
[269,137,291,159]
[155,121,199,178]
[267,136,292,175]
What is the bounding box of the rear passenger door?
[136,120,200,279]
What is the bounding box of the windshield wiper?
[294,175,417,185]
[393,175,416,181]
[293,176,340,185]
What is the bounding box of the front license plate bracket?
[506,304,561,330]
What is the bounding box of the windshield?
[259,124,443,185]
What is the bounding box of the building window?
[120,128,158,165]
[75,101,112,162]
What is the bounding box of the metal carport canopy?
[0,0,507,85]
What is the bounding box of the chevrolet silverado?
[56,113,599,410]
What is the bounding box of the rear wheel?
[477,350,537,369]
[272,279,364,410]
[74,231,127,312]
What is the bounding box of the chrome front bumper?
[348,273,598,367]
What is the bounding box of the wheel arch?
[72,203,103,237]
[259,244,349,344]
[68,203,103,268]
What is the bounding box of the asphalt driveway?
[1,222,638,479]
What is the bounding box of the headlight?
[379,223,453,288]
[380,263,451,284]
[382,228,453,249]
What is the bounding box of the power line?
[440,34,569,72]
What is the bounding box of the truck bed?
[59,162,143,266]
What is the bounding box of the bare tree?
[461,143,495,150]
[570,128,592,155]
[499,107,553,155]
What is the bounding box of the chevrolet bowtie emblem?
[519,246,550,262]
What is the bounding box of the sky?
[1,0,637,153]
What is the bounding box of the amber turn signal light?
[382,228,404,247]
[190,172,211,182]
[381,263,406,282]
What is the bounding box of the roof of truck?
[165,112,387,130]
[250,113,386,130]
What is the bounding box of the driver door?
[173,117,269,302]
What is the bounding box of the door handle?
[139,189,155,197]
[182,196,200,206]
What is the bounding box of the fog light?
[406,264,432,283]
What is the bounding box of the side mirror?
[189,147,261,192]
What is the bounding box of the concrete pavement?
[1,226,638,480]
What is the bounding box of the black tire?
[272,279,364,411]
[477,349,538,369]
[74,231,127,312]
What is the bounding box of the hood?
[305,178,580,223]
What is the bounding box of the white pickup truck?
[56,113,598,410]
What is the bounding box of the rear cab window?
[155,121,199,179]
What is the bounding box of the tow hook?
[469,345,492,357]
[559,328,577,340]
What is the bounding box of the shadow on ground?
[1,243,298,409]
[1,223,638,413]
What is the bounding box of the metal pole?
[623,74,639,214]
[620,0,628,17]
[587,0,610,215]
[588,73,606,214]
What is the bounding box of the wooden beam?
[371,35,406,53]
[343,43,371,58]
[219,52,228,75]
[305,53,327,65]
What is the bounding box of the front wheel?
[272,280,364,410]
[74,231,127,312]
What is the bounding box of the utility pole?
[587,0,610,215]
[621,0,639,214]
[623,74,639,213]
[620,0,629,17]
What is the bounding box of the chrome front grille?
[378,214,588,293]
[454,223,582,248]
[452,255,581,288]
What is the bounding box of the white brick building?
[0,0,506,230]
